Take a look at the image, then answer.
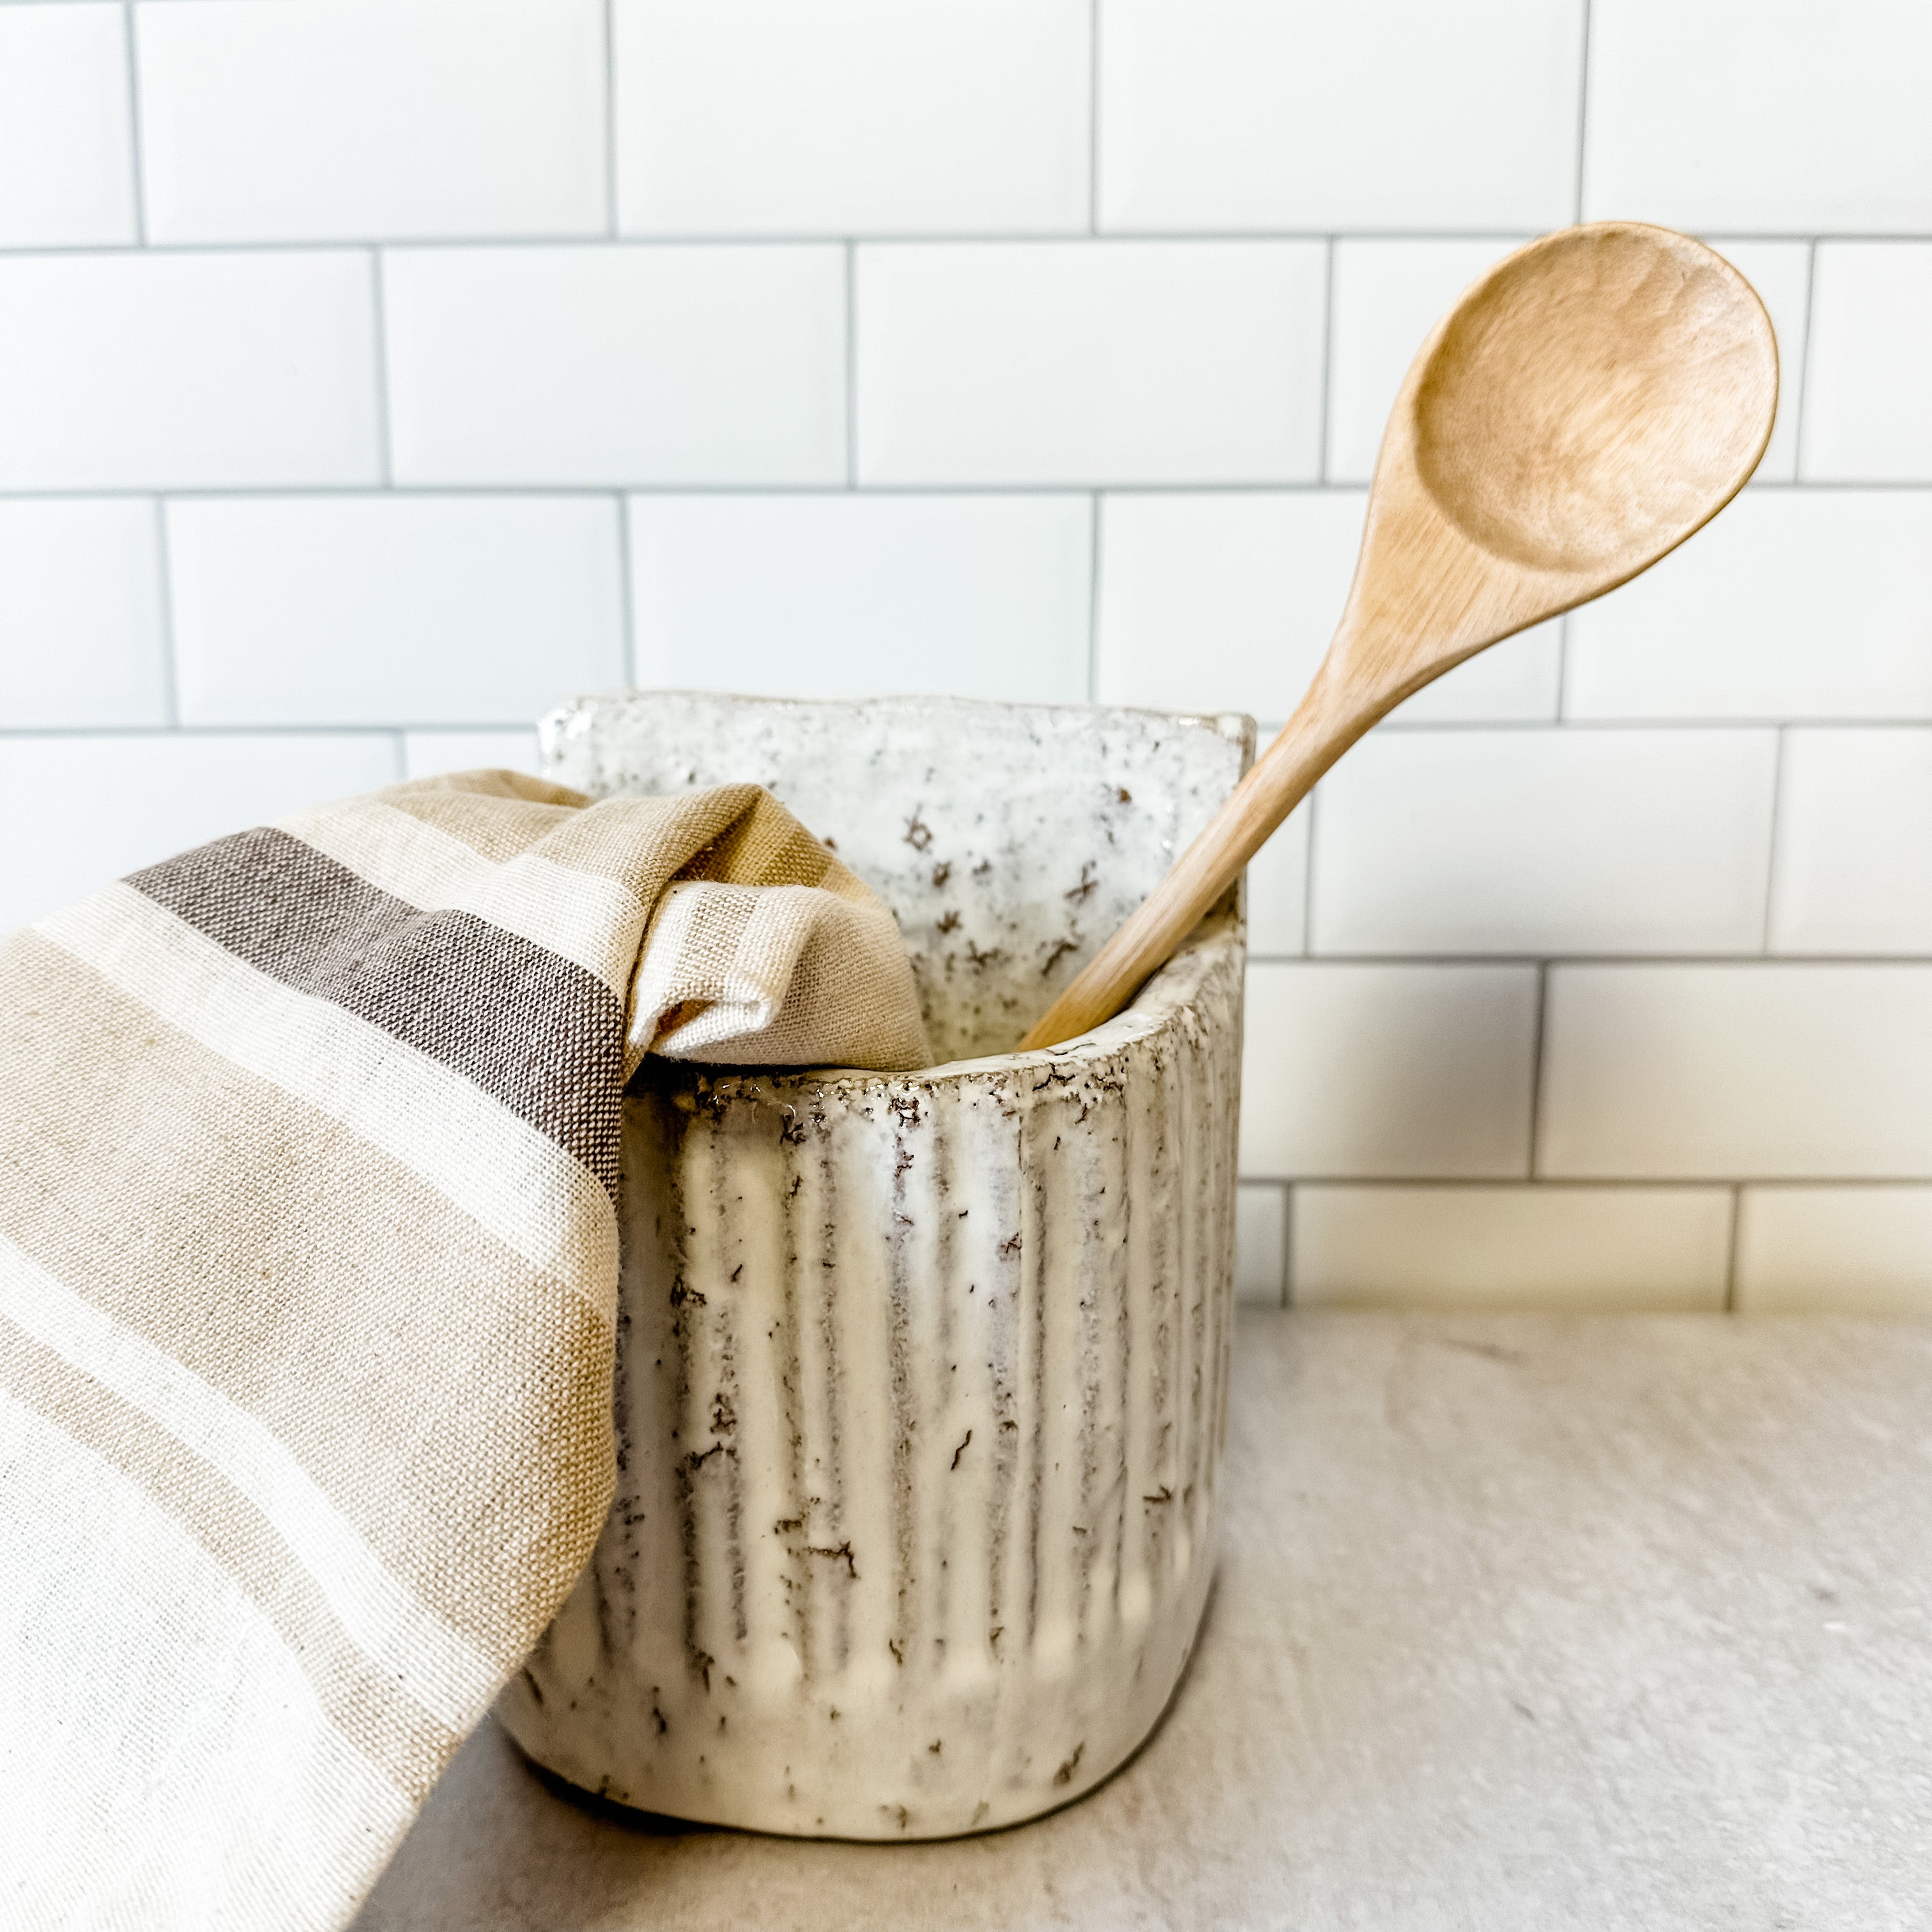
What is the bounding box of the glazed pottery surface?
[496,693,1250,1838]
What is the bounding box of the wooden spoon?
[1020,221,1777,1052]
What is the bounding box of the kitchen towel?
[0,769,931,1931]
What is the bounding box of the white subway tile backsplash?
[1540,965,1932,1179]
[0,732,400,934]
[1705,240,1812,485]
[1234,1182,1287,1307]
[1584,0,1932,233]
[614,0,1088,236]
[1735,1186,1932,1317]
[1094,493,1354,718]
[1386,626,1563,726]
[1310,727,1777,956]
[0,253,381,491]
[136,0,607,245]
[1801,245,1932,484]
[1565,491,1932,721]
[0,501,167,728]
[384,245,846,487]
[402,730,543,782]
[1770,730,1932,956]
[0,0,1925,1314]
[0,4,135,248]
[855,242,1325,485]
[1292,1184,1732,1312]
[1093,489,1560,725]
[627,494,1091,704]
[1240,963,1538,1179]
[1326,240,1528,487]
[1245,804,1309,957]
[167,496,625,727]
[1098,0,1581,232]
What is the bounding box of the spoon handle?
[1018,670,1376,1052]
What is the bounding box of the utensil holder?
[497,693,1250,1839]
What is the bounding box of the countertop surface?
[353,1310,1932,1931]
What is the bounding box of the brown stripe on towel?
[0,931,615,1663]
[126,825,624,1198]
[0,1310,459,1802]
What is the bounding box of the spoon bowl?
[1021,222,1778,1052]
[1411,224,1776,576]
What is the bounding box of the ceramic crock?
[496,692,1250,1839]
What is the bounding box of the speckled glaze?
[498,694,1251,1839]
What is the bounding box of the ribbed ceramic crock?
[496,693,1250,1839]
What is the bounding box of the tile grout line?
[1241,1174,1932,1192]
[844,241,858,488]
[1251,947,1932,967]
[7,719,1932,751]
[1572,0,1592,224]
[1280,1183,1295,1310]
[601,0,620,239]
[613,492,638,684]
[1742,479,1926,491]
[1722,1185,1743,1312]
[1300,789,1319,954]
[1085,493,1102,702]
[0,719,632,740]
[1317,236,1336,483]
[1791,239,1821,478]
[1087,0,1101,234]
[368,251,395,487]
[151,497,180,728]
[1760,724,1787,953]
[0,480,1924,503]
[1554,612,1572,719]
[1525,961,1551,1179]
[0,229,1926,257]
[120,1,148,246]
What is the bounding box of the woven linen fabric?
[0,769,931,1931]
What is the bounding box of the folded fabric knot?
[0,770,928,1929]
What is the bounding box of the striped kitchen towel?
[0,769,930,1931]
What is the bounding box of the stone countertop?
[353,1310,1932,1931]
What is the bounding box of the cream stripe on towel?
[0,767,930,1929]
